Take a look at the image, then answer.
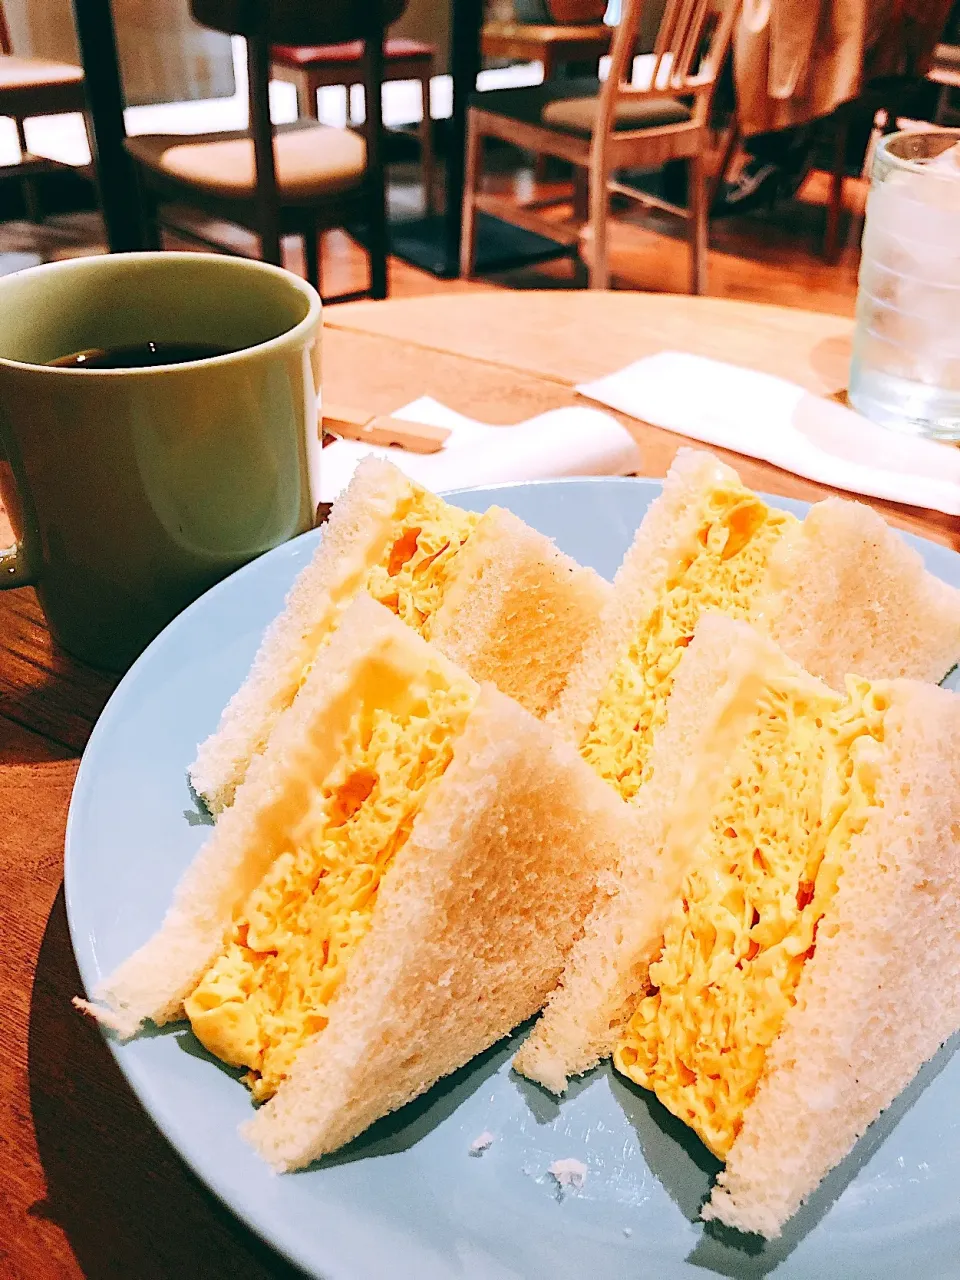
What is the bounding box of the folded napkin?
[319,395,642,502]
[577,352,960,517]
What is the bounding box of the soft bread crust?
[514,614,803,1092]
[763,496,960,687]
[77,595,472,1037]
[704,678,960,1238]
[190,457,413,815]
[191,463,611,815]
[548,448,733,748]
[245,680,641,1169]
[431,506,612,720]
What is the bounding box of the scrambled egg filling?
[297,492,479,694]
[614,677,888,1158]
[185,671,476,1101]
[364,491,479,640]
[581,486,797,801]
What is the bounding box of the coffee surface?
[48,341,235,369]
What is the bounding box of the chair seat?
[482,21,611,44]
[0,54,83,90]
[126,122,366,201]
[472,79,690,136]
[543,93,690,135]
[272,38,435,69]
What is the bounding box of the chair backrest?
[190,0,403,272]
[599,0,739,131]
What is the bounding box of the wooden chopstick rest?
[323,403,451,455]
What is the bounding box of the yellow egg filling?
[364,491,480,640]
[581,486,797,801]
[297,492,479,694]
[613,676,888,1158]
[185,663,477,1101]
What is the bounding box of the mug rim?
[0,251,322,376]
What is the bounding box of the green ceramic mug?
[0,252,322,671]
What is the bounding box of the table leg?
[71,0,146,252]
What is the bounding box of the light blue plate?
[66,478,960,1280]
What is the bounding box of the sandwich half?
[516,612,960,1238]
[554,447,960,804]
[191,457,610,815]
[77,594,642,1169]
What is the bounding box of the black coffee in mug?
[48,341,235,369]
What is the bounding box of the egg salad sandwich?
[77,593,644,1170]
[191,456,611,816]
[554,447,960,806]
[515,612,960,1238]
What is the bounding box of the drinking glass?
[849,128,960,442]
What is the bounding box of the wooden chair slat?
[674,0,712,86]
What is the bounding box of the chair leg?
[533,53,556,184]
[367,155,389,299]
[459,114,481,279]
[572,167,589,286]
[304,227,321,292]
[15,118,41,222]
[573,168,589,223]
[419,72,436,215]
[369,226,388,300]
[587,166,609,290]
[140,184,163,251]
[293,72,314,120]
[707,116,739,211]
[688,152,708,296]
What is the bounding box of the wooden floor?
[0,162,866,316]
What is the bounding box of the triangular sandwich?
[77,594,643,1169]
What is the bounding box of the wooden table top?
[3,290,957,1279]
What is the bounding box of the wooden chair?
[271,38,437,214]
[126,0,404,301]
[462,0,739,293]
[0,2,87,221]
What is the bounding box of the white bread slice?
[191,458,610,815]
[514,614,797,1091]
[704,676,960,1237]
[190,457,412,816]
[760,494,960,689]
[550,447,960,751]
[78,595,645,1165]
[429,506,611,720]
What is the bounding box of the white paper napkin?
[319,395,643,502]
[577,352,960,517]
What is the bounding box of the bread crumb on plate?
[548,1158,587,1191]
